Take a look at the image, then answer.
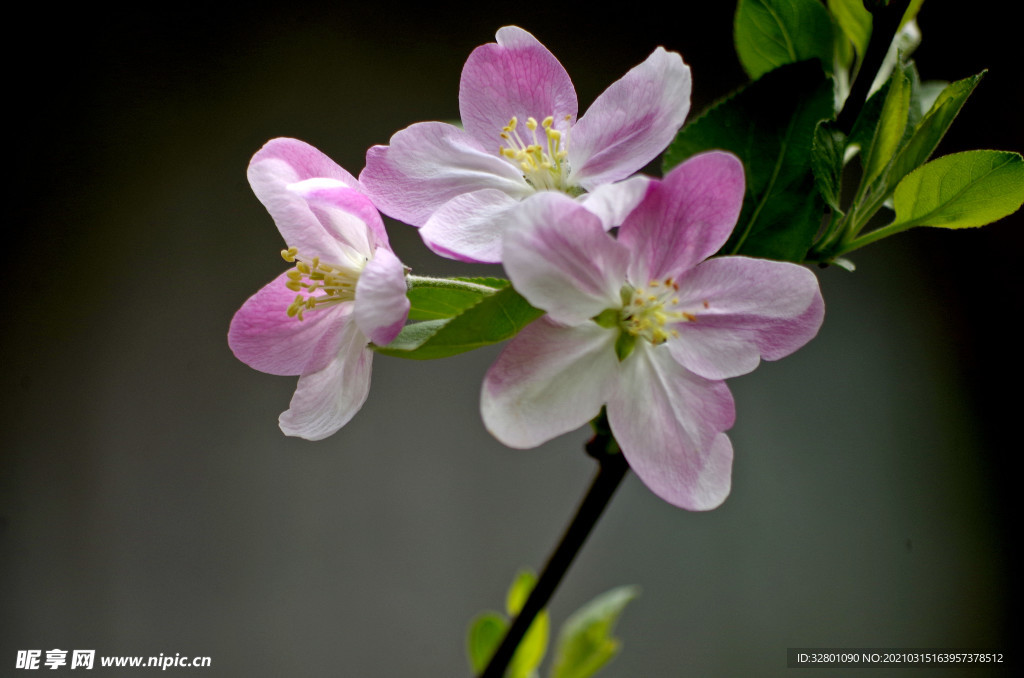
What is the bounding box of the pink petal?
[665,257,824,379]
[248,160,349,258]
[278,320,374,441]
[618,151,745,283]
[569,48,692,189]
[419,189,520,263]
[361,122,529,227]
[481,318,619,449]
[228,272,352,377]
[502,193,630,325]
[354,247,410,346]
[292,182,389,258]
[250,138,360,187]
[459,26,578,153]
[607,344,735,510]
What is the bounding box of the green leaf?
[506,570,538,616]
[505,570,549,678]
[828,0,872,66]
[406,276,507,321]
[664,61,835,262]
[860,60,911,186]
[890,150,1024,230]
[811,121,847,213]
[550,586,640,678]
[375,285,543,360]
[734,0,835,80]
[886,71,985,191]
[468,612,509,675]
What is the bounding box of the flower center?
[620,277,698,345]
[499,115,574,192]
[280,246,367,320]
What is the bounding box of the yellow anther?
[497,112,571,191]
[278,246,366,321]
[281,247,298,262]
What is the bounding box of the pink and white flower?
[360,26,692,264]
[481,152,824,510]
[229,138,410,441]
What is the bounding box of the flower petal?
[569,47,691,189]
[278,320,373,441]
[482,318,619,449]
[250,137,360,187]
[666,257,824,379]
[575,175,651,231]
[248,141,371,258]
[618,151,745,283]
[290,182,389,258]
[607,344,735,510]
[361,122,530,227]
[354,247,411,346]
[228,272,351,377]
[459,26,578,153]
[502,193,630,325]
[419,189,520,263]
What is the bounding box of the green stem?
[833,219,913,257]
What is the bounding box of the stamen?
[618,277,700,345]
[279,248,366,321]
[497,113,571,192]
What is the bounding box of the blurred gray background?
[2,3,1019,676]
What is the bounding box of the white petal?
[419,189,520,264]
[575,175,652,230]
[607,345,735,510]
[278,321,373,441]
[502,193,629,324]
[354,247,411,346]
[482,318,619,449]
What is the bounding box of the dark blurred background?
[2,2,1019,676]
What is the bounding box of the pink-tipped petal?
[570,48,692,189]
[619,151,746,283]
[482,318,619,449]
[250,138,360,187]
[419,189,520,264]
[248,160,350,257]
[459,26,578,152]
[502,193,630,325]
[278,321,373,441]
[292,182,389,258]
[354,247,410,346]
[607,345,735,510]
[575,175,651,230]
[666,257,824,379]
[361,122,529,227]
[228,272,351,377]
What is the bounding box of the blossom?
[481,152,824,509]
[228,138,410,440]
[360,26,692,264]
